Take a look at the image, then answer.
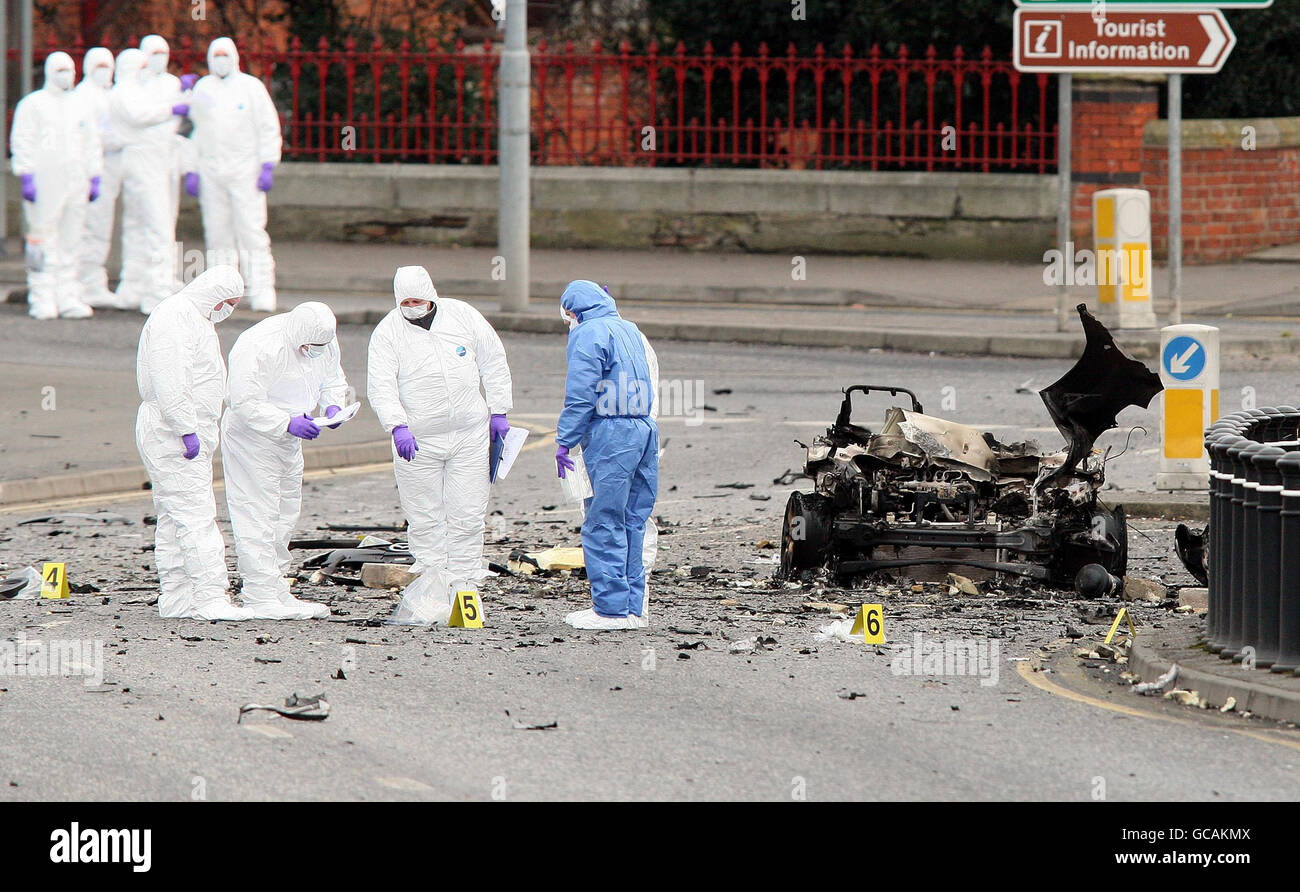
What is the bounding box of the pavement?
[3,239,1300,363]
[1130,625,1300,726]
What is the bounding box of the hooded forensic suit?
[76,47,126,308]
[113,36,185,313]
[558,281,659,620]
[367,267,513,582]
[189,38,282,311]
[10,52,104,320]
[135,266,248,621]
[222,302,346,619]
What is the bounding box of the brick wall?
[1141,119,1300,263]
[1069,79,1159,243]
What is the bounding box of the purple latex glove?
[324,405,343,430]
[257,162,275,192]
[556,444,575,479]
[19,173,35,202]
[171,103,189,116]
[182,433,200,460]
[88,175,101,202]
[393,424,418,461]
[490,414,509,440]
[180,73,198,90]
[184,172,200,197]
[287,414,320,440]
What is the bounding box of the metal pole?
[1056,74,1072,332]
[19,0,29,96]
[497,0,529,312]
[1,0,8,253]
[1168,73,1182,325]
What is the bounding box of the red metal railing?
[24,36,1057,172]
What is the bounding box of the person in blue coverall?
[555,280,658,630]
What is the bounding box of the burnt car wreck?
[779,305,1163,588]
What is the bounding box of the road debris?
[1134,664,1178,696]
[18,512,131,526]
[237,692,330,723]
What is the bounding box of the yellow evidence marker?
[40,562,69,599]
[1103,607,1139,645]
[448,589,484,628]
[850,603,885,644]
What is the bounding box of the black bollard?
[1261,407,1288,443]
[1208,433,1248,652]
[1221,441,1265,659]
[1231,442,1268,663]
[1205,433,1239,649]
[1275,406,1300,444]
[1251,446,1287,669]
[1272,453,1300,674]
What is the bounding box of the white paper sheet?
[493,426,529,482]
[309,401,361,429]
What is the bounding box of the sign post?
[1158,323,1219,490]
[1013,2,1260,331]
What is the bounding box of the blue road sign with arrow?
[1163,335,1205,381]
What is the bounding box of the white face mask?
[91,66,112,89]
[209,302,235,323]
[147,52,168,74]
[560,306,579,330]
[400,302,432,320]
[211,55,234,78]
[301,344,326,359]
[51,69,74,91]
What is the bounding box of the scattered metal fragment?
[238,692,330,723]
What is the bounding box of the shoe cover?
[59,304,93,319]
[385,567,453,626]
[625,611,649,630]
[279,593,330,619]
[191,599,254,621]
[242,595,314,620]
[564,608,637,631]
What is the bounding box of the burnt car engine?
[779,305,1163,588]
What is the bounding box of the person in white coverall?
[113,35,187,314]
[76,47,124,308]
[188,37,283,312]
[368,267,513,592]
[9,52,103,320]
[222,302,347,620]
[136,266,251,621]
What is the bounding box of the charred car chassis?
[779,305,1163,588]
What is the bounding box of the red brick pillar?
[1070,78,1160,243]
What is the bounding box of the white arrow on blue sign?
[1163,335,1206,380]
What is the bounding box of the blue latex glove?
[490,414,509,440]
[257,162,275,192]
[180,73,198,90]
[324,405,343,430]
[20,174,35,202]
[182,433,200,460]
[88,175,101,202]
[287,414,320,440]
[184,172,200,197]
[171,103,189,116]
[556,444,574,479]
[393,425,418,461]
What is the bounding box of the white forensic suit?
[114,36,185,313]
[222,302,347,619]
[10,52,103,320]
[368,267,513,583]
[189,37,282,312]
[76,47,125,308]
[135,266,250,621]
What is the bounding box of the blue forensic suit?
[556,280,659,618]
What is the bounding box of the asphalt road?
[2,303,1300,800]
